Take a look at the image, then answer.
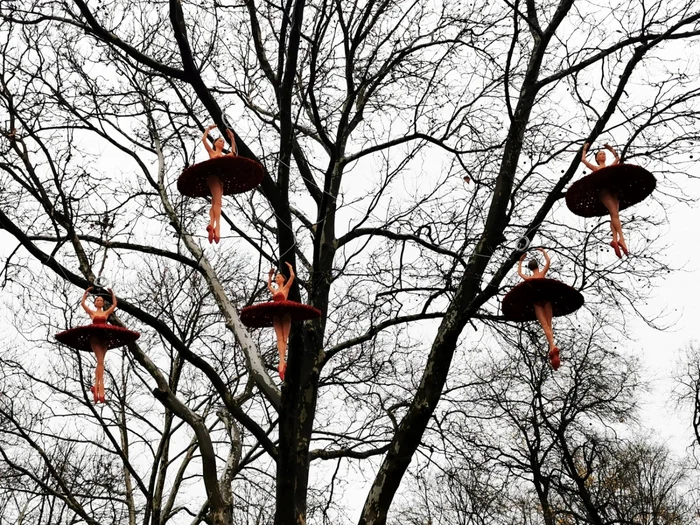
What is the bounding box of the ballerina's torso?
[523,269,548,280]
[592,164,620,202]
[208,147,236,160]
[206,150,234,187]
[90,310,109,324]
[272,291,287,302]
[87,311,110,348]
[522,270,551,307]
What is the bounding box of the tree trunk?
[209,505,233,525]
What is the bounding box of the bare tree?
[392,330,700,525]
[585,440,699,525]
[676,344,700,457]
[1,0,700,524]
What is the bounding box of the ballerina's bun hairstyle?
[527,258,539,271]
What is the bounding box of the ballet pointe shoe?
[620,242,629,256]
[278,362,286,381]
[206,224,214,244]
[610,241,622,259]
[548,347,561,371]
[214,232,220,244]
[90,386,98,403]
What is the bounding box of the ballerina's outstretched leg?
[207,175,224,244]
[534,302,560,370]
[600,189,627,257]
[90,337,108,403]
[272,314,292,380]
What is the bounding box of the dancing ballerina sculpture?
[502,248,584,370]
[566,141,656,258]
[56,287,140,403]
[240,263,321,380]
[177,124,264,244]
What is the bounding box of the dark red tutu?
[240,301,322,328]
[177,156,264,198]
[55,324,141,352]
[502,278,584,322]
[565,164,655,218]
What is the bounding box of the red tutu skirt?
[177,156,264,198]
[565,164,655,218]
[240,301,322,328]
[55,323,141,352]
[502,278,584,322]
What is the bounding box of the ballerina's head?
[527,259,539,272]
[595,150,607,165]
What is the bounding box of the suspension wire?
[94,211,113,288]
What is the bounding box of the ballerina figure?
[502,248,584,370]
[56,286,140,403]
[177,124,264,244]
[268,263,295,379]
[201,125,237,244]
[567,142,656,259]
[81,287,115,403]
[580,142,627,257]
[517,249,560,368]
[240,263,322,381]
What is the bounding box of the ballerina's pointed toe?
[90,386,106,403]
[549,347,561,371]
[610,241,622,259]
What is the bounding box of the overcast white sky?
[2,3,700,521]
[630,189,700,450]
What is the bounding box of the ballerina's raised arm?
[81,286,95,317]
[201,124,218,158]
[603,143,620,167]
[225,129,238,157]
[537,247,551,275]
[103,288,118,317]
[281,262,295,294]
[581,142,598,172]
